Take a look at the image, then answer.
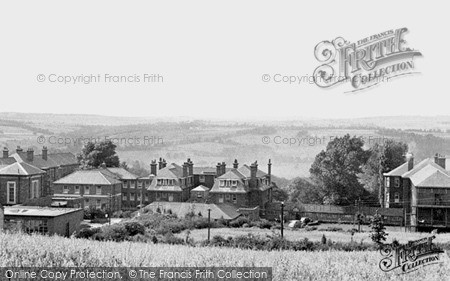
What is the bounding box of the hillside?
[1,112,450,179]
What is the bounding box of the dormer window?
[232,180,237,186]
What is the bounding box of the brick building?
[384,153,450,231]
[53,169,122,211]
[209,160,273,209]
[0,162,47,206]
[4,206,83,236]
[9,146,79,194]
[146,158,274,212]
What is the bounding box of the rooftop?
[4,206,82,217]
[145,202,240,220]
[54,169,122,185]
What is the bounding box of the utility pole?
[108,193,112,225]
[281,202,284,238]
[207,207,211,243]
[358,198,361,233]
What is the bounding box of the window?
[145,194,149,202]
[130,181,135,188]
[137,194,142,201]
[7,182,16,204]
[75,186,80,194]
[156,192,161,198]
[31,180,39,199]
[130,194,135,201]
[24,220,48,234]
[96,199,101,207]
[394,178,400,188]
[435,194,443,205]
[232,180,237,186]
[63,186,69,194]
[232,194,237,203]
[218,194,224,203]
[220,180,225,187]
[157,179,162,186]
[225,194,231,200]
[85,186,90,194]
[85,198,89,203]
[122,194,127,201]
[197,192,203,198]
[199,175,205,183]
[394,192,400,203]
[385,177,390,187]
[162,192,167,198]
[96,186,102,195]
[123,181,128,188]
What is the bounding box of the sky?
[0,0,448,120]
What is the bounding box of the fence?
[264,203,404,226]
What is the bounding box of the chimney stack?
[222,162,226,175]
[250,161,258,188]
[16,146,23,153]
[42,146,48,161]
[27,148,34,162]
[407,153,414,171]
[216,162,222,177]
[158,157,164,170]
[3,147,9,159]
[233,159,239,169]
[183,162,188,178]
[434,153,446,169]
[162,159,167,168]
[150,160,157,176]
[188,158,194,176]
[268,159,272,184]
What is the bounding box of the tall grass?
[0,233,448,280]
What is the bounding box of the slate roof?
[384,162,409,177]
[193,167,217,175]
[0,162,46,176]
[145,202,240,220]
[236,164,267,178]
[106,167,139,180]
[54,169,122,185]
[416,170,450,187]
[12,152,78,169]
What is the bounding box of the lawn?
[176,223,450,245]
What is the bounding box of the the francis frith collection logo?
[313,28,422,93]
[379,236,444,274]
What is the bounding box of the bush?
[229,216,250,228]
[370,214,388,246]
[124,222,145,236]
[101,224,128,242]
[162,232,185,245]
[76,227,101,239]
[259,219,273,229]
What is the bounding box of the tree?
[286,177,322,204]
[77,140,120,168]
[309,134,370,205]
[359,140,408,206]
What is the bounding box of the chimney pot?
[42,146,48,161]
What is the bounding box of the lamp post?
[281,201,284,238]
[207,207,211,243]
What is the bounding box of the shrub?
[76,227,101,239]
[370,214,388,246]
[124,222,145,236]
[259,219,273,229]
[229,216,250,228]
[101,224,128,242]
[162,233,185,245]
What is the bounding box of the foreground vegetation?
[0,232,448,281]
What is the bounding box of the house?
[0,162,47,206]
[53,169,122,211]
[147,159,194,202]
[3,206,83,236]
[384,153,450,231]
[8,146,79,196]
[209,160,273,209]
[104,167,149,210]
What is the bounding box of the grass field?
[177,224,450,245]
[1,231,449,281]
